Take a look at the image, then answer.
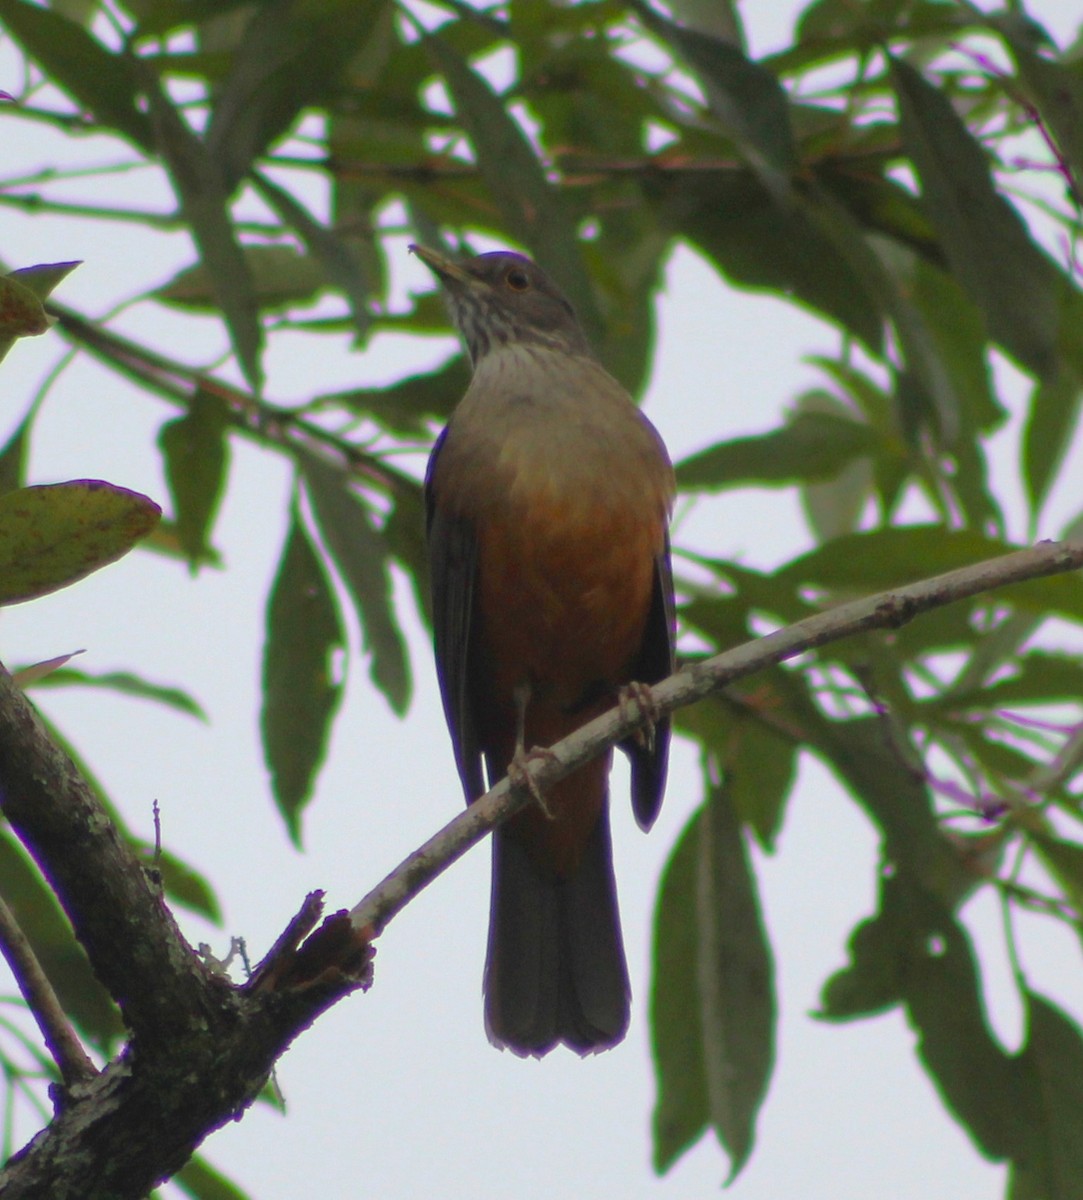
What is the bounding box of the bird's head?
[410,245,591,365]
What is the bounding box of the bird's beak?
[409,244,472,288]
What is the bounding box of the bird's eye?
[505,268,530,292]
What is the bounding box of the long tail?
[483,803,630,1056]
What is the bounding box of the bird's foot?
[507,746,560,819]
[618,680,661,752]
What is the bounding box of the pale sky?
[2,3,1082,1198]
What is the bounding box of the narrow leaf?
[158,390,231,568]
[650,792,776,1181]
[155,245,327,313]
[0,829,123,1050]
[891,55,1062,380]
[902,887,1021,1160]
[423,30,602,339]
[1023,367,1081,526]
[11,260,81,302]
[0,410,32,495]
[998,17,1083,184]
[677,411,879,491]
[1012,989,1083,1199]
[696,784,776,1181]
[299,450,411,715]
[633,2,795,202]
[651,812,709,1172]
[142,70,263,389]
[204,0,384,190]
[174,1154,252,1200]
[323,356,470,435]
[251,171,373,335]
[0,0,152,149]
[0,271,50,363]
[261,508,346,841]
[28,667,207,721]
[1030,832,1083,920]
[0,481,161,606]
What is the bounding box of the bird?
[415,244,675,1056]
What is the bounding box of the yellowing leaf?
[0,481,161,606]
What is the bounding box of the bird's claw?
[508,746,560,819]
[618,681,660,751]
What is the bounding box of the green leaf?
[422,29,603,341]
[667,172,884,350]
[1011,989,1083,1199]
[905,257,1003,435]
[122,0,255,38]
[0,481,161,606]
[142,71,263,390]
[902,888,1021,1160]
[382,478,431,628]
[1022,367,1081,527]
[173,1154,252,1200]
[251,172,373,335]
[158,391,232,568]
[322,356,470,435]
[676,411,879,491]
[801,188,967,449]
[155,245,327,313]
[28,667,207,721]
[0,829,123,1051]
[772,524,1083,625]
[0,411,32,495]
[1030,832,1083,919]
[890,55,1062,380]
[675,697,795,851]
[997,17,1083,184]
[651,813,709,1172]
[651,789,776,1181]
[204,0,386,190]
[299,450,411,715]
[934,650,1083,713]
[261,507,346,842]
[773,525,1008,594]
[0,271,50,363]
[0,0,152,149]
[10,260,81,303]
[633,2,795,202]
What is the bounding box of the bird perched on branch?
[416,244,675,1056]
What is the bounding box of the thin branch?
[351,537,1083,934]
[0,897,98,1090]
[45,302,417,500]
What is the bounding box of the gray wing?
[425,429,486,802]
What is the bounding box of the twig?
[0,896,97,1089]
[351,537,1083,934]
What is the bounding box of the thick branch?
[352,538,1083,933]
[0,664,214,1042]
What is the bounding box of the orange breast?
[471,493,663,874]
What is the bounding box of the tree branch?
[0,664,215,1044]
[0,895,98,1090]
[1,538,1080,1196]
[351,537,1083,933]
